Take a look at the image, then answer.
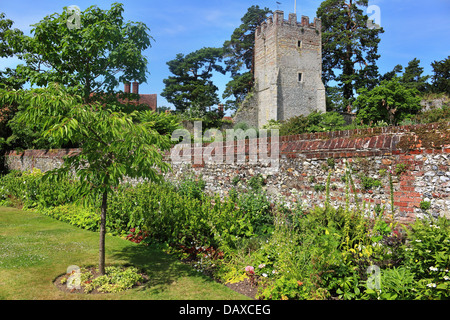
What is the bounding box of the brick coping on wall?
[5,122,450,161]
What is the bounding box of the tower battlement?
[233,10,326,129]
[255,10,321,38]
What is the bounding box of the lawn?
[0,206,248,300]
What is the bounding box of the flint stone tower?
[235,10,326,128]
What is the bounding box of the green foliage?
[3,162,450,300]
[63,266,145,294]
[161,47,225,113]
[176,174,206,201]
[314,184,326,192]
[222,6,271,111]
[365,267,416,300]
[0,168,80,208]
[430,55,450,95]
[327,158,335,169]
[412,103,450,124]
[402,217,450,299]
[279,111,346,136]
[354,77,422,125]
[0,83,179,275]
[0,12,25,90]
[258,276,310,300]
[400,58,430,93]
[420,200,431,211]
[317,0,384,103]
[394,163,408,175]
[9,3,152,101]
[41,204,100,232]
[359,175,382,190]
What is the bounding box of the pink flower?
[245,266,255,275]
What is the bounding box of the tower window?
[298,73,303,82]
[297,40,302,48]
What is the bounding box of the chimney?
[132,81,139,94]
[124,82,131,93]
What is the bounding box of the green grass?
[0,206,248,300]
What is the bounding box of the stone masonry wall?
[5,123,450,224]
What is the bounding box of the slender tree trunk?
[99,190,108,275]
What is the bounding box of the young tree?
[317,0,384,107]
[161,47,225,114]
[222,5,271,111]
[430,55,450,95]
[0,83,180,275]
[8,3,153,103]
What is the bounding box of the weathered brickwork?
[5,123,450,223]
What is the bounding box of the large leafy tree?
[8,3,153,103]
[317,0,384,109]
[161,47,225,114]
[0,83,180,275]
[222,5,271,111]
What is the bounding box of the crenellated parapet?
[255,10,321,38]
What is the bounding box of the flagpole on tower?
[294,0,297,13]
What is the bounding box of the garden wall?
[5,122,450,223]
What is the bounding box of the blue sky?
[1,0,449,111]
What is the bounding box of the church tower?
[236,10,326,128]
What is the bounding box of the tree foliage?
[8,3,153,103]
[400,58,430,93]
[0,12,25,90]
[279,111,346,136]
[430,55,450,95]
[222,6,271,111]
[317,0,384,107]
[161,47,225,114]
[354,77,421,125]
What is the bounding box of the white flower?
[262,273,268,277]
[258,263,266,269]
[415,240,422,242]
[443,276,450,281]
[426,283,437,288]
[429,266,439,272]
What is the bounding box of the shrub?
[359,176,382,190]
[176,174,206,200]
[0,169,81,208]
[41,204,100,232]
[401,217,450,299]
[278,111,346,136]
[354,77,421,125]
